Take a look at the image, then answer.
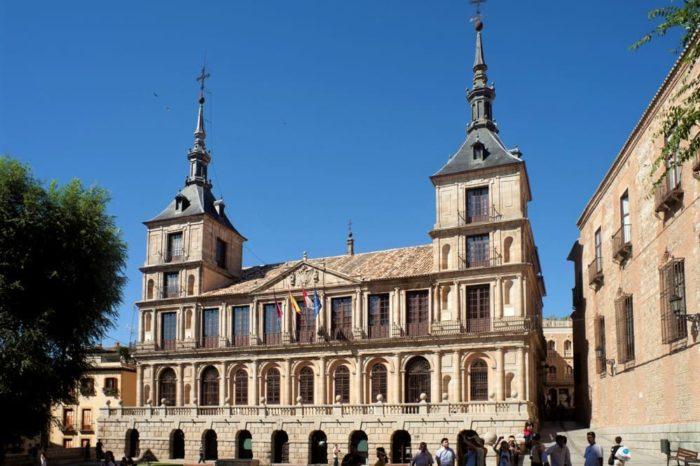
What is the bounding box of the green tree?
[0,157,127,456]
[633,1,700,185]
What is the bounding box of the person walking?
[523,422,534,451]
[198,443,206,463]
[542,435,571,466]
[583,432,603,466]
[375,447,388,466]
[493,437,513,466]
[435,438,456,466]
[39,451,47,466]
[411,442,433,466]
[342,444,366,466]
[529,434,545,466]
[607,437,622,466]
[334,445,341,466]
[96,440,104,460]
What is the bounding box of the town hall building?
[98,20,546,463]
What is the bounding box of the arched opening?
[504,372,515,399]
[391,430,411,464]
[469,360,488,401]
[185,309,192,330]
[183,383,191,405]
[456,430,479,466]
[202,429,218,461]
[266,368,281,405]
[299,366,314,404]
[370,364,387,402]
[158,368,176,406]
[233,369,248,405]
[147,280,154,299]
[334,366,350,403]
[309,430,328,464]
[143,385,151,405]
[503,236,513,263]
[187,274,195,296]
[236,430,253,459]
[503,279,513,306]
[404,356,431,402]
[547,388,558,404]
[441,286,451,313]
[441,244,451,270]
[271,430,289,464]
[564,340,572,354]
[170,429,185,459]
[201,366,219,406]
[548,340,556,351]
[548,366,557,380]
[442,375,451,400]
[349,431,368,461]
[144,312,152,332]
[125,429,139,458]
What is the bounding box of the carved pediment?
[252,261,359,294]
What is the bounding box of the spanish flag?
[289,292,303,315]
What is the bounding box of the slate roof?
[433,126,522,178]
[147,183,244,237]
[202,244,434,297]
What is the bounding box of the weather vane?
[469,0,487,25]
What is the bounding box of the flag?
[272,290,283,318]
[302,288,314,311]
[289,291,303,315]
[313,289,323,318]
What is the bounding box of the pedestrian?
[507,435,521,465]
[523,422,534,450]
[411,442,433,466]
[474,438,486,466]
[84,442,91,461]
[198,443,206,463]
[435,438,456,466]
[493,437,513,466]
[542,435,571,466]
[607,437,622,466]
[462,440,477,466]
[583,432,603,466]
[104,451,116,466]
[119,457,128,466]
[39,451,47,466]
[96,440,104,460]
[375,447,388,466]
[342,444,366,466]
[529,433,545,466]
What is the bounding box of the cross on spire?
[196,65,210,96]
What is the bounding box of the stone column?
[494,278,503,320]
[431,351,442,402]
[525,349,530,401]
[136,365,143,406]
[393,354,402,404]
[252,360,259,405]
[517,347,526,401]
[176,364,183,406]
[354,355,364,404]
[284,359,292,405]
[318,356,327,405]
[453,351,462,402]
[150,365,156,404]
[521,277,528,317]
[250,299,259,343]
[496,348,505,401]
[193,363,199,405]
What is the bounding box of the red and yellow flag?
[289,292,302,315]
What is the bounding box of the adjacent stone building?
[541,318,574,417]
[99,20,546,464]
[569,40,700,456]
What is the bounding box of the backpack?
[608,445,621,465]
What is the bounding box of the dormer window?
[174,194,189,212]
[473,142,486,160]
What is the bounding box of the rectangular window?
[215,238,227,269]
[161,312,177,350]
[163,272,179,298]
[166,232,183,262]
[466,187,489,223]
[595,317,607,374]
[368,293,389,339]
[620,192,631,243]
[406,290,429,336]
[594,228,602,271]
[232,306,250,347]
[615,295,635,363]
[465,285,491,333]
[81,409,92,431]
[331,297,353,340]
[63,439,73,449]
[81,439,91,448]
[466,234,490,267]
[202,308,219,348]
[63,409,74,429]
[263,303,281,345]
[296,300,316,344]
[660,259,688,343]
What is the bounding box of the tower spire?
[466,13,497,133]
[186,65,212,188]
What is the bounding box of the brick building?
[98,20,546,463]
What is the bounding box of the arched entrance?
[237,430,253,459]
[271,430,289,464]
[404,356,431,402]
[391,430,411,464]
[456,430,478,466]
[170,429,185,459]
[309,430,328,464]
[349,431,368,461]
[203,429,218,461]
[125,429,139,458]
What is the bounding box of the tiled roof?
[202,245,434,297]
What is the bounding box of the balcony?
[368,324,389,339]
[61,423,76,434]
[587,257,603,287]
[458,205,502,225]
[160,339,177,351]
[611,224,632,263]
[162,286,179,299]
[406,322,429,337]
[232,335,250,347]
[201,336,219,349]
[80,425,94,434]
[296,330,315,344]
[263,332,281,345]
[654,175,683,213]
[103,386,119,397]
[165,248,184,263]
[331,327,353,341]
[459,249,502,269]
[462,318,491,334]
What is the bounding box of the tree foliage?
[0,156,127,452]
[633,1,700,185]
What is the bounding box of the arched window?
[158,368,176,406]
[203,429,218,461]
[441,286,451,311]
[469,360,488,401]
[233,369,248,405]
[503,237,513,263]
[548,340,556,351]
[309,431,328,464]
[147,280,154,300]
[187,274,195,296]
[441,244,451,270]
[504,279,513,306]
[125,429,139,458]
[566,366,573,375]
[266,368,281,405]
[170,429,185,459]
[405,356,431,402]
[564,340,572,354]
[370,364,387,402]
[236,430,253,460]
[334,366,350,403]
[548,366,557,377]
[201,366,219,406]
[298,367,314,404]
[271,430,289,464]
[144,312,152,332]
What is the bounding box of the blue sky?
[0,1,681,345]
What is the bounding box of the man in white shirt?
[583,432,604,466]
[435,438,456,466]
[542,435,572,466]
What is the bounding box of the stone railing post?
[418,393,428,414]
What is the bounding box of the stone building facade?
[50,347,136,449]
[98,21,546,464]
[569,40,700,457]
[541,318,573,415]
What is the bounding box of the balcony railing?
[654,174,683,212]
[165,248,184,263]
[232,335,250,347]
[459,249,502,269]
[463,318,491,334]
[368,324,389,339]
[201,336,218,348]
[296,330,315,344]
[162,286,179,299]
[587,257,603,286]
[264,332,281,345]
[80,424,94,433]
[331,327,353,341]
[612,224,632,262]
[103,386,119,397]
[406,322,429,337]
[160,339,176,351]
[458,204,502,225]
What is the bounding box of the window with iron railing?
[370,364,387,402]
[615,294,635,364]
[158,369,176,406]
[660,259,687,343]
[166,232,184,262]
[465,285,490,333]
[201,366,219,406]
[234,369,248,405]
[466,187,489,223]
[80,377,95,396]
[296,301,316,343]
[263,303,281,345]
[298,366,314,404]
[202,308,219,348]
[266,368,281,405]
[469,360,488,401]
[367,294,389,339]
[163,272,179,298]
[466,234,490,268]
[331,297,353,341]
[232,306,250,347]
[103,377,119,397]
[160,312,177,350]
[406,290,429,337]
[334,366,351,403]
